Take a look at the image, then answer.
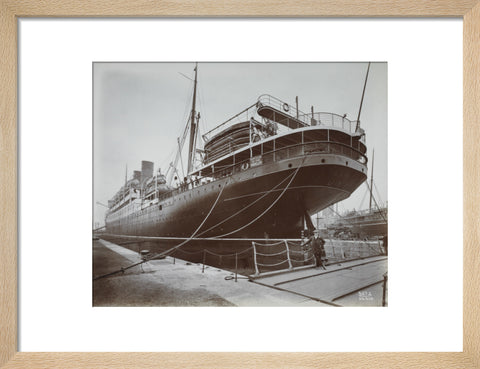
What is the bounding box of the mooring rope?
[252,240,285,247]
[290,256,315,264]
[256,259,289,267]
[100,234,302,242]
[93,178,229,281]
[171,248,205,256]
[196,168,299,237]
[254,249,287,257]
[203,247,253,258]
[94,158,307,280]
[211,157,306,238]
[288,249,307,255]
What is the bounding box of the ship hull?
[328,209,388,239]
[106,153,367,239]
[351,222,388,238]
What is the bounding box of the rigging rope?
[196,168,299,237]
[96,159,308,280]
[364,181,387,223]
[143,178,229,258]
[358,185,369,210]
[93,178,229,281]
[211,157,306,238]
[373,182,384,206]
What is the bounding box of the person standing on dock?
[306,230,327,269]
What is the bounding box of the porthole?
[346,161,349,165]
[288,163,292,168]
[321,159,325,163]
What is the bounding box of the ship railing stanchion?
[252,242,259,276]
[382,273,388,307]
[235,252,238,282]
[202,249,206,273]
[284,240,293,270]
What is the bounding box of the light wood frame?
[1,1,478,368]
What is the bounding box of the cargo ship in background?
[316,151,387,240]
[319,206,388,239]
[104,63,371,240]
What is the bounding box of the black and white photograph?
[93,62,387,307]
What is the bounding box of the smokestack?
[133,170,141,182]
[141,160,154,183]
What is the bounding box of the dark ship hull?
[106,141,367,239]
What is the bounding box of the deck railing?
[211,140,367,179]
[155,139,367,205]
[202,95,362,143]
[299,112,357,134]
[257,94,360,134]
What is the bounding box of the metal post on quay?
[235,252,238,282]
[382,272,388,307]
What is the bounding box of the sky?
[93,62,387,226]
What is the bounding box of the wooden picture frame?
[1,1,478,368]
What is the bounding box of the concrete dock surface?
[93,239,330,307]
[252,256,388,306]
[93,239,387,307]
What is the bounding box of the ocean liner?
[104,64,369,240]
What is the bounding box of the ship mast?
[187,63,198,175]
[356,62,371,132]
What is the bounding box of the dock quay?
[93,238,387,307]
